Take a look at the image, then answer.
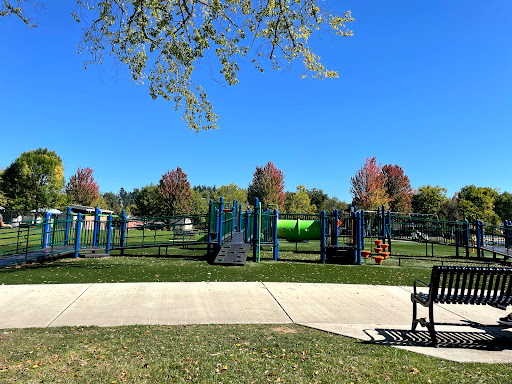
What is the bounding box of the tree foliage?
[284,185,316,213]
[319,196,348,213]
[457,185,500,225]
[190,189,210,215]
[158,167,192,216]
[382,164,412,212]
[100,192,123,215]
[1,148,65,212]
[438,194,460,221]
[495,192,512,222]
[132,184,160,217]
[307,188,328,210]
[349,157,388,210]
[247,161,285,209]
[213,183,248,210]
[0,0,38,27]
[66,167,100,206]
[411,185,447,216]
[70,1,353,131]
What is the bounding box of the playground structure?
[1,199,512,268]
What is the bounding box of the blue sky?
[1,1,511,203]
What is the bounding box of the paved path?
[1,282,511,363]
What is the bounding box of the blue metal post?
[207,200,213,245]
[64,207,71,246]
[218,197,224,247]
[361,209,365,251]
[320,210,326,263]
[244,209,250,243]
[42,212,51,248]
[239,203,243,232]
[253,197,259,262]
[273,209,279,261]
[93,207,100,247]
[121,210,127,248]
[357,212,362,264]
[74,213,82,258]
[106,214,112,255]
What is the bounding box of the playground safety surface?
[1,282,512,363]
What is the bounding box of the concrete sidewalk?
[1,282,511,363]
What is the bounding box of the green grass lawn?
[1,324,511,384]
[1,242,510,383]
[0,242,499,286]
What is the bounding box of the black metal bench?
[411,265,512,347]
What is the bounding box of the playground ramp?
[213,231,250,266]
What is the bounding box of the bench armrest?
[413,279,429,295]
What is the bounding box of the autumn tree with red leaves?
[349,157,388,210]
[66,167,100,206]
[248,162,285,210]
[382,164,413,212]
[158,167,192,216]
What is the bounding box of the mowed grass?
[1,240,500,286]
[0,251,435,286]
[1,244,511,382]
[2,324,511,384]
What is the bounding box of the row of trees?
[1,150,510,224]
[0,150,346,218]
[349,157,512,224]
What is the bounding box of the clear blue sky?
[1,1,511,203]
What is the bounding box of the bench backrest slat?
[452,267,462,302]
[459,268,469,303]
[478,269,489,303]
[485,269,496,302]
[465,270,475,304]
[429,266,512,306]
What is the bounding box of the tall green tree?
[213,184,248,210]
[0,169,8,207]
[457,185,500,225]
[349,157,388,210]
[1,148,65,212]
[307,188,328,210]
[190,189,210,215]
[158,167,192,216]
[439,194,461,221]
[495,192,512,222]
[132,185,160,217]
[100,192,122,215]
[284,185,316,213]
[319,196,348,213]
[3,2,353,131]
[247,161,285,210]
[411,185,447,215]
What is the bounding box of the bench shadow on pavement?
[363,325,512,350]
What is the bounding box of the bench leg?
[411,301,418,331]
[428,304,438,347]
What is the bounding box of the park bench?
[411,265,512,347]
